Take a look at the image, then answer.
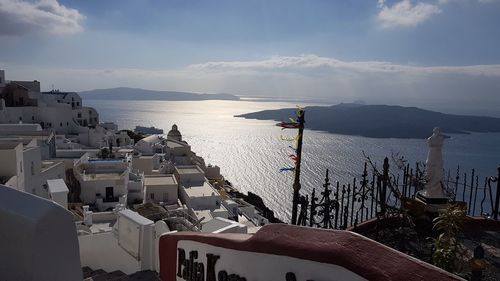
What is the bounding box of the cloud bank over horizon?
[3,54,500,116]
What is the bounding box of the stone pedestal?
[416,191,449,213]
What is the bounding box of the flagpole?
[291,109,305,225]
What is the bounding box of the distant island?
[235,103,500,139]
[79,87,240,101]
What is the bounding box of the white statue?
[422,127,446,198]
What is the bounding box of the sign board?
[175,240,366,281]
[160,224,462,281]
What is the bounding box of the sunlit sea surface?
[86,100,500,221]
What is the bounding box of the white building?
[205,164,222,180]
[47,178,69,208]
[0,70,100,135]
[77,124,133,149]
[144,175,178,204]
[78,208,171,274]
[0,139,65,196]
[128,170,145,204]
[135,135,166,155]
[24,141,66,197]
[180,181,222,211]
[0,142,24,191]
[174,165,206,185]
[132,154,160,175]
[73,157,129,211]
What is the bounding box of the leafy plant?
[432,203,466,273]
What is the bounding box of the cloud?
[0,0,84,36]
[439,0,498,4]
[377,0,441,28]
[188,54,500,77]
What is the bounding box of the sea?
[86,99,500,222]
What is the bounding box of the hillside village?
[0,69,269,276]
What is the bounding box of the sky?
[1,0,500,115]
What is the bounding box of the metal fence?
[296,158,500,230]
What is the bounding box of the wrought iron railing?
[296,159,500,230]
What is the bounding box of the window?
[66,122,69,126]
[77,102,80,106]
[31,162,34,176]
[20,161,22,173]
[31,116,34,121]
[89,110,92,115]
[150,193,155,200]
[105,187,114,201]
[60,122,62,127]
[71,97,74,101]
[77,113,82,118]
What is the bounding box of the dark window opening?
[105,187,114,201]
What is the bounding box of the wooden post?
[493,166,500,220]
[291,109,305,225]
[380,157,389,215]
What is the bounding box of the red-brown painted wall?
[159,224,462,281]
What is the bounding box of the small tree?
[98,147,110,159]
[432,203,466,273]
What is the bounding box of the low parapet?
[0,185,82,281]
[159,224,462,281]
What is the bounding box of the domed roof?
[167,124,182,141]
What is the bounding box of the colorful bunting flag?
[278,106,305,175]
